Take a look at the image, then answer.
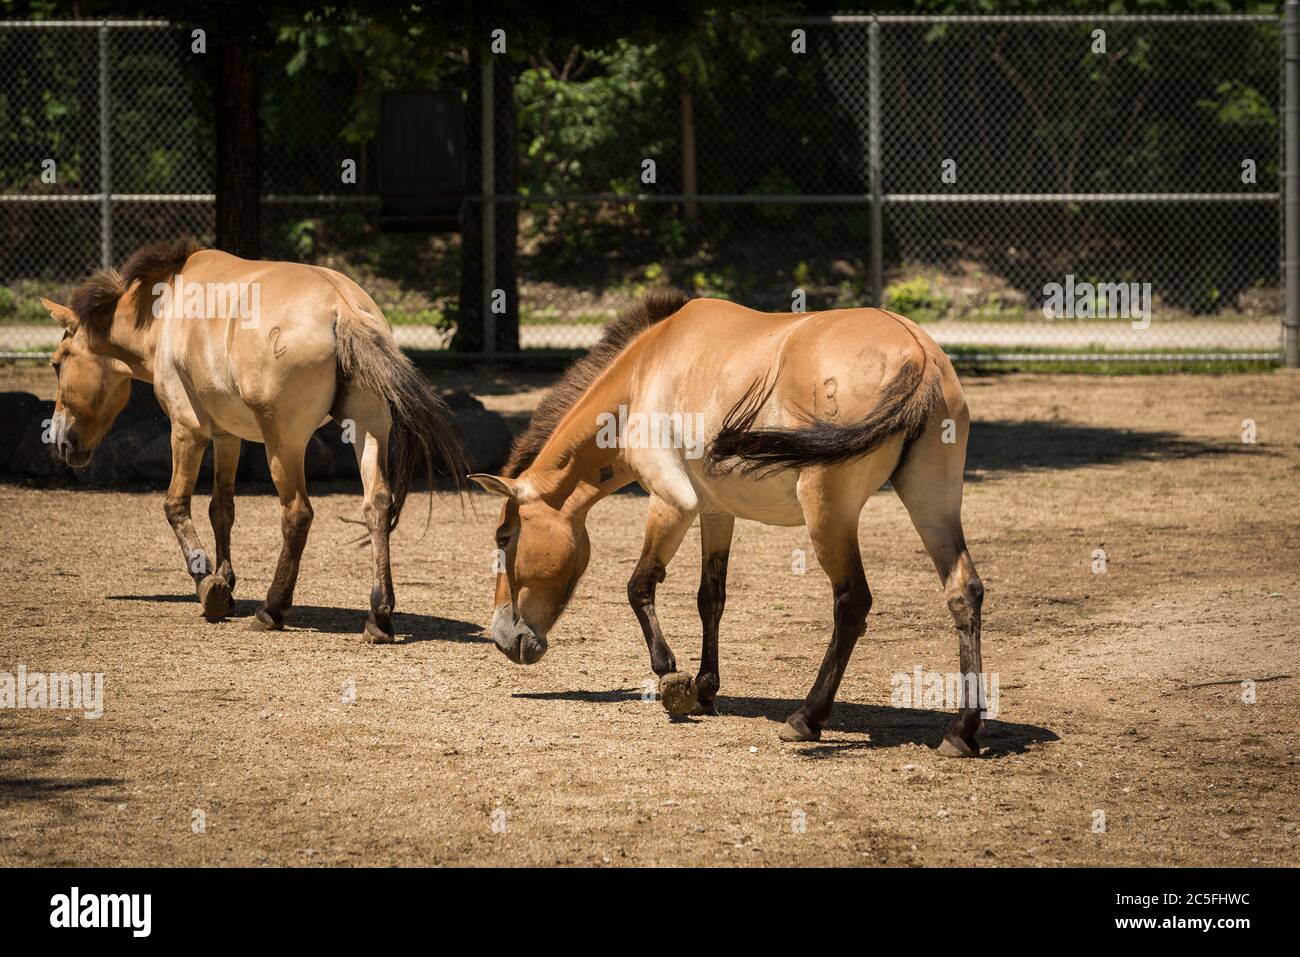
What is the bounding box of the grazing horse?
[470,290,986,756]
[41,238,465,643]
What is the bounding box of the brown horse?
[42,238,465,643]
[470,291,986,756]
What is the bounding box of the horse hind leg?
[338,391,396,644]
[781,466,874,743]
[252,429,313,632]
[892,409,986,757]
[918,519,983,757]
[209,432,240,595]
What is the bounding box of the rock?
[452,406,513,475]
[233,430,353,485]
[76,421,163,486]
[0,392,44,474]
[238,443,272,483]
[443,390,485,411]
[135,431,214,483]
[9,400,73,478]
[311,421,355,479]
[116,380,167,429]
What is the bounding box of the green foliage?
[885,276,951,319]
[384,305,448,328]
[517,41,674,196]
[16,296,52,325]
[282,217,319,259]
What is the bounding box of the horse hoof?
[937,733,979,758]
[659,672,698,716]
[778,714,820,742]
[197,575,233,621]
[251,607,284,631]
[689,701,720,717]
[362,620,395,644]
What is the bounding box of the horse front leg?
[627,495,697,716]
[252,434,313,631]
[693,511,735,716]
[164,424,231,621]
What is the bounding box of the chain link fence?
[0,14,1291,361]
[506,13,1286,360]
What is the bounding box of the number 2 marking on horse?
[823,377,838,417]
[268,326,286,360]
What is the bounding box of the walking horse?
[42,238,466,643]
[470,290,987,756]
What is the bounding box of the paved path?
[1,319,1280,355]
[514,320,1281,352]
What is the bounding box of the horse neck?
[96,291,159,382]
[527,362,637,514]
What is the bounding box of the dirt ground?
[1,367,1298,867]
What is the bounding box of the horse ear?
[468,473,517,498]
[41,298,78,332]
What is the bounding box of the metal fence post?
[868,17,883,308]
[481,54,496,358]
[1284,1,1299,367]
[98,24,112,269]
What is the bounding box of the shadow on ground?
[0,776,126,805]
[105,593,486,643]
[0,721,127,808]
[967,419,1253,478]
[514,687,645,704]
[513,688,1057,758]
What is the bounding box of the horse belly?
[694,470,805,526]
[199,392,266,443]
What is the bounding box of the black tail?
[706,358,943,476]
[335,318,468,532]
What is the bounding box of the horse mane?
[503,288,690,477]
[69,236,204,334]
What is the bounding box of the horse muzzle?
[53,430,90,469]
[490,604,548,665]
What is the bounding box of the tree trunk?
[455,48,519,353]
[214,36,261,259]
[681,72,698,224]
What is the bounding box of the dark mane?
[69,236,203,334]
[503,288,690,477]
[68,269,126,334]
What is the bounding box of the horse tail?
[706,355,944,476]
[334,316,467,532]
